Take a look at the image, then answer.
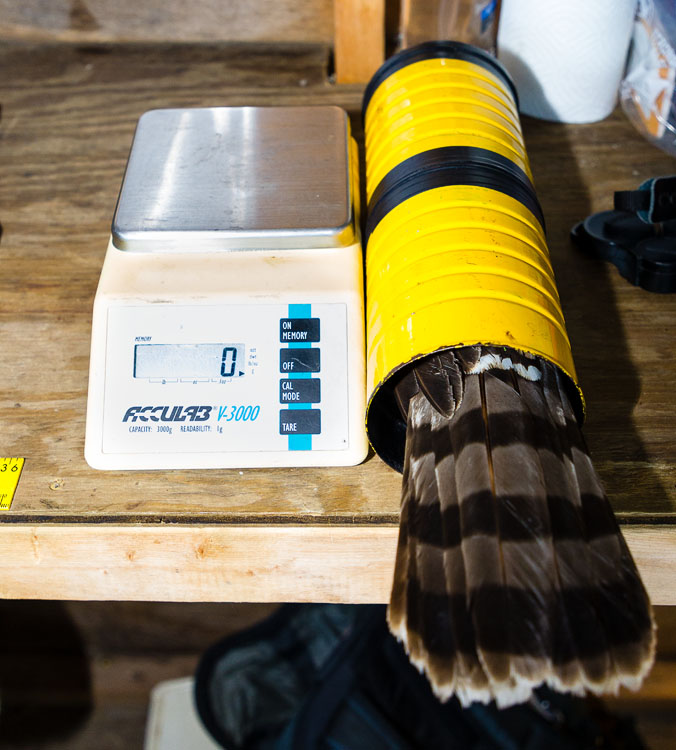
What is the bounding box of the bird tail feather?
[388,345,656,708]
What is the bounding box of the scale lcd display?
[134,343,245,379]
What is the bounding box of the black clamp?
[571,176,676,293]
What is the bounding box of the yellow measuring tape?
[0,457,25,510]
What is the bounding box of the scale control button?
[280,348,320,373]
[280,318,320,343]
[279,378,320,404]
[279,409,321,435]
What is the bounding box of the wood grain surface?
[333,0,385,83]
[0,41,675,601]
[0,0,334,44]
[0,524,673,604]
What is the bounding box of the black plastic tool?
[571,176,676,293]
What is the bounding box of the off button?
[279,409,321,435]
[280,348,320,373]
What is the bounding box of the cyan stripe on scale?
[287,303,316,451]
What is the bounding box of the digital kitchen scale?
[85,106,368,469]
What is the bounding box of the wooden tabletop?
[1,41,675,603]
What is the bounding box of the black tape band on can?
[365,163,546,245]
[367,146,535,215]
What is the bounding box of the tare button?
[280,318,320,343]
[280,348,320,373]
[280,378,321,403]
[279,409,321,435]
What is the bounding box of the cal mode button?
[280,379,321,403]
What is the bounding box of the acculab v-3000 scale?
[84,106,368,469]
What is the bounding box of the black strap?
[614,189,650,213]
[284,606,389,749]
[614,176,676,223]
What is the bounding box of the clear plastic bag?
[621,0,676,155]
[398,0,500,53]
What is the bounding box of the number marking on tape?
[0,458,25,510]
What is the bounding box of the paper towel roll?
[497,0,637,123]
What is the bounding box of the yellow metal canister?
[363,41,583,467]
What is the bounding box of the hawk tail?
[389,346,656,708]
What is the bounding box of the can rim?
[366,346,585,473]
[362,41,519,116]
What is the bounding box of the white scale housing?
[85,106,368,469]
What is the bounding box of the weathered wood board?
[1,41,675,601]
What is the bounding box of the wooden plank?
[0,40,387,526]
[0,0,334,44]
[333,0,385,83]
[0,42,675,604]
[619,527,676,606]
[0,43,672,526]
[0,524,673,603]
[0,525,398,602]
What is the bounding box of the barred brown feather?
[388,345,656,708]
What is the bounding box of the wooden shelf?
[1,41,675,602]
